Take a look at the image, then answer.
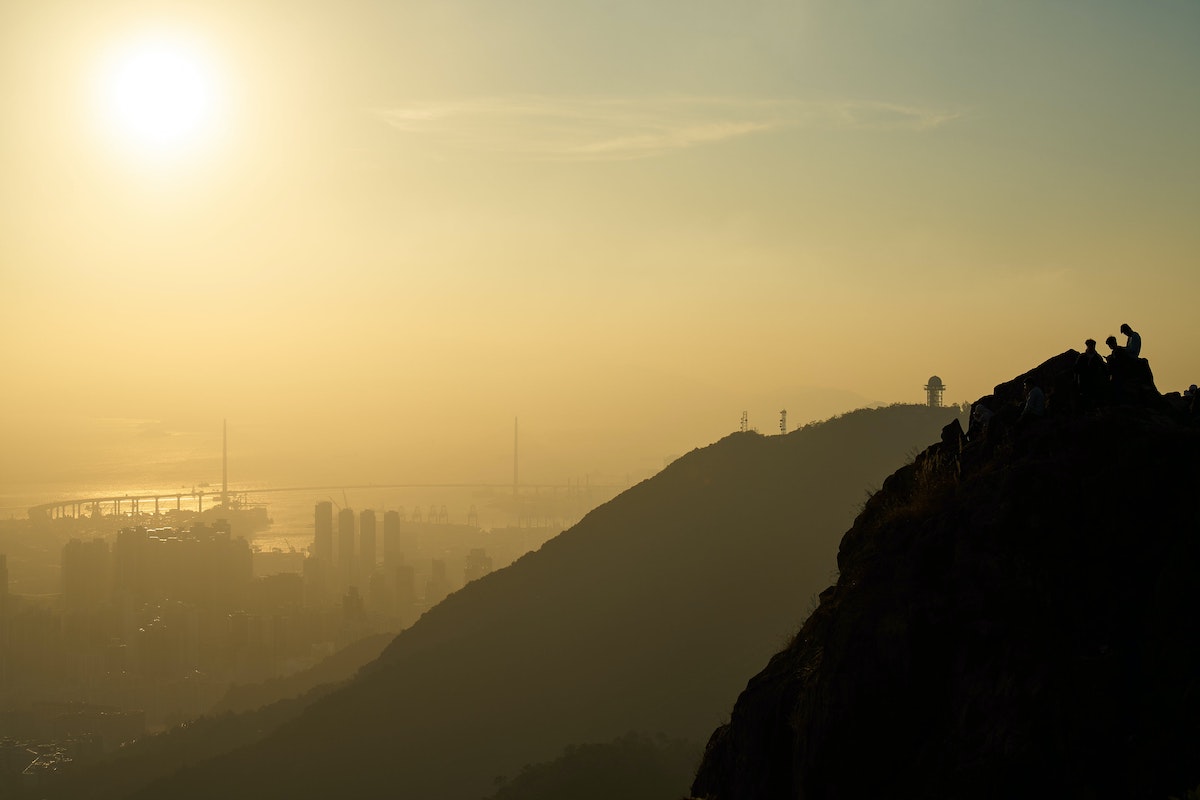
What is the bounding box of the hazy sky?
[3,1,1198,494]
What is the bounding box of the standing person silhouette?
[1074,339,1109,408]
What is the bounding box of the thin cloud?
[373,96,960,161]
[835,101,963,131]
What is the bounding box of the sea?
[4,477,621,537]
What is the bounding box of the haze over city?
[4,1,1198,499]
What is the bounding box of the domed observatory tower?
[924,376,945,408]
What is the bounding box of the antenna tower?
[740,411,748,433]
[221,419,228,507]
[779,409,788,435]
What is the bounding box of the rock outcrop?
[692,353,1200,800]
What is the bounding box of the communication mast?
[925,376,946,408]
[740,411,748,433]
[221,419,228,508]
[779,409,787,435]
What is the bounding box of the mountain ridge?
[691,352,1200,799]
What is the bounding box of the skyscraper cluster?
[307,501,419,620]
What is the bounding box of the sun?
[97,33,224,158]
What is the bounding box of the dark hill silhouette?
[692,354,1200,800]
[210,631,393,715]
[482,732,700,800]
[40,403,957,800]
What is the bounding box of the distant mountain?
[691,354,1200,800]
[42,403,958,800]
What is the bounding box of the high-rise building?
[425,558,451,608]
[112,524,250,611]
[464,548,493,584]
[394,563,416,624]
[110,527,250,609]
[303,555,335,607]
[62,538,112,612]
[383,510,401,569]
[0,553,8,689]
[337,507,356,587]
[114,527,151,603]
[314,501,334,563]
[359,509,377,577]
[0,553,8,617]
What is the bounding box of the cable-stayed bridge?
[27,481,621,522]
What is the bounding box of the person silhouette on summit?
[1120,323,1142,358]
[1106,333,1153,403]
[1105,335,1125,361]
[968,402,994,440]
[1017,379,1045,429]
[1074,339,1109,409]
[1105,335,1130,379]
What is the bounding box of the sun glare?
[97,33,224,159]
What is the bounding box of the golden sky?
[2,1,1198,493]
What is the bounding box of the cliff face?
[693,354,1200,800]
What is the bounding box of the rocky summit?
[692,352,1200,800]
